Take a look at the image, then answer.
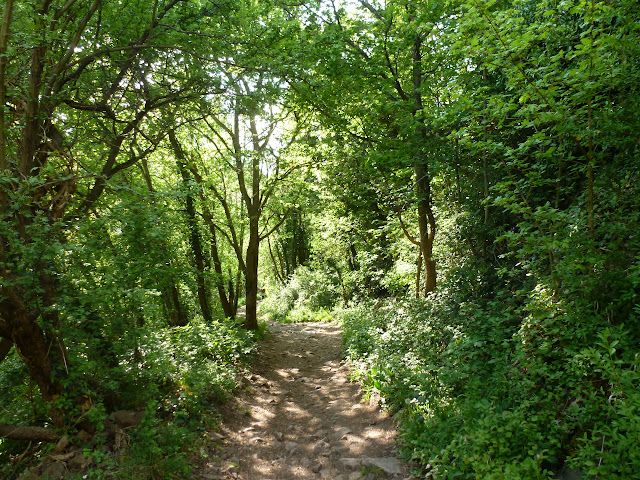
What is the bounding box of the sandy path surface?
[197,321,413,480]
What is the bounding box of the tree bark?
[0,423,59,442]
[267,237,286,286]
[0,289,64,427]
[412,31,437,296]
[242,111,263,331]
[0,0,14,171]
[244,215,260,330]
[415,250,422,298]
[169,130,213,323]
[203,204,236,319]
[415,161,437,295]
[0,337,12,363]
[161,284,188,327]
[189,162,237,320]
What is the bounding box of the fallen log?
[0,423,59,442]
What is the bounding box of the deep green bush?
[340,289,640,479]
[0,318,254,479]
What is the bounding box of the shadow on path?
[197,321,413,480]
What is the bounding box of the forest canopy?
[1,0,639,478]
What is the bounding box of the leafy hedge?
[340,291,640,479]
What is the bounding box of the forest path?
[197,321,413,480]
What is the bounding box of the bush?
[0,318,254,480]
[339,290,640,479]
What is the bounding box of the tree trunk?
[415,250,422,298]
[162,284,187,327]
[267,237,286,286]
[205,209,236,319]
[188,163,237,319]
[347,244,359,271]
[0,423,59,442]
[424,256,436,295]
[241,110,264,331]
[415,161,437,295]
[169,130,213,323]
[139,160,188,326]
[412,31,437,296]
[0,289,64,427]
[244,214,260,331]
[234,269,242,313]
[0,337,12,362]
[0,0,14,171]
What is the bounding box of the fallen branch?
[0,423,59,442]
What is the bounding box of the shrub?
[339,291,640,479]
[0,318,254,480]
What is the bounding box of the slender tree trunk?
[412,32,437,296]
[415,249,422,298]
[139,159,187,326]
[0,289,64,426]
[0,0,14,171]
[333,263,349,304]
[169,130,212,323]
[268,237,286,285]
[203,206,236,319]
[234,269,242,313]
[347,244,358,271]
[244,214,260,330]
[415,163,437,295]
[242,112,264,331]
[161,284,187,327]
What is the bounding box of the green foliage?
[0,317,253,479]
[2,0,640,478]
[260,266,341,323]
[340,283,640,478]
[145,320,255,406]
[115,403,194,480]
[568,328,640,478]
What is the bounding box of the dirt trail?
[197,321,413,480]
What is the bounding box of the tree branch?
[396,210,420,246]
[259,208,290,242]
[0,0,14,171]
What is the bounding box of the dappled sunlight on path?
[197,321,413,480]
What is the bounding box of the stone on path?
[338,457,403,475]
[338,458,361,469]
[331,427,352,440]
[362,457,404,475]
[197,321,411,480]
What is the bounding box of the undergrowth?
[340,291,640,479]
[0,318,255,480]
[259,266,340,323]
